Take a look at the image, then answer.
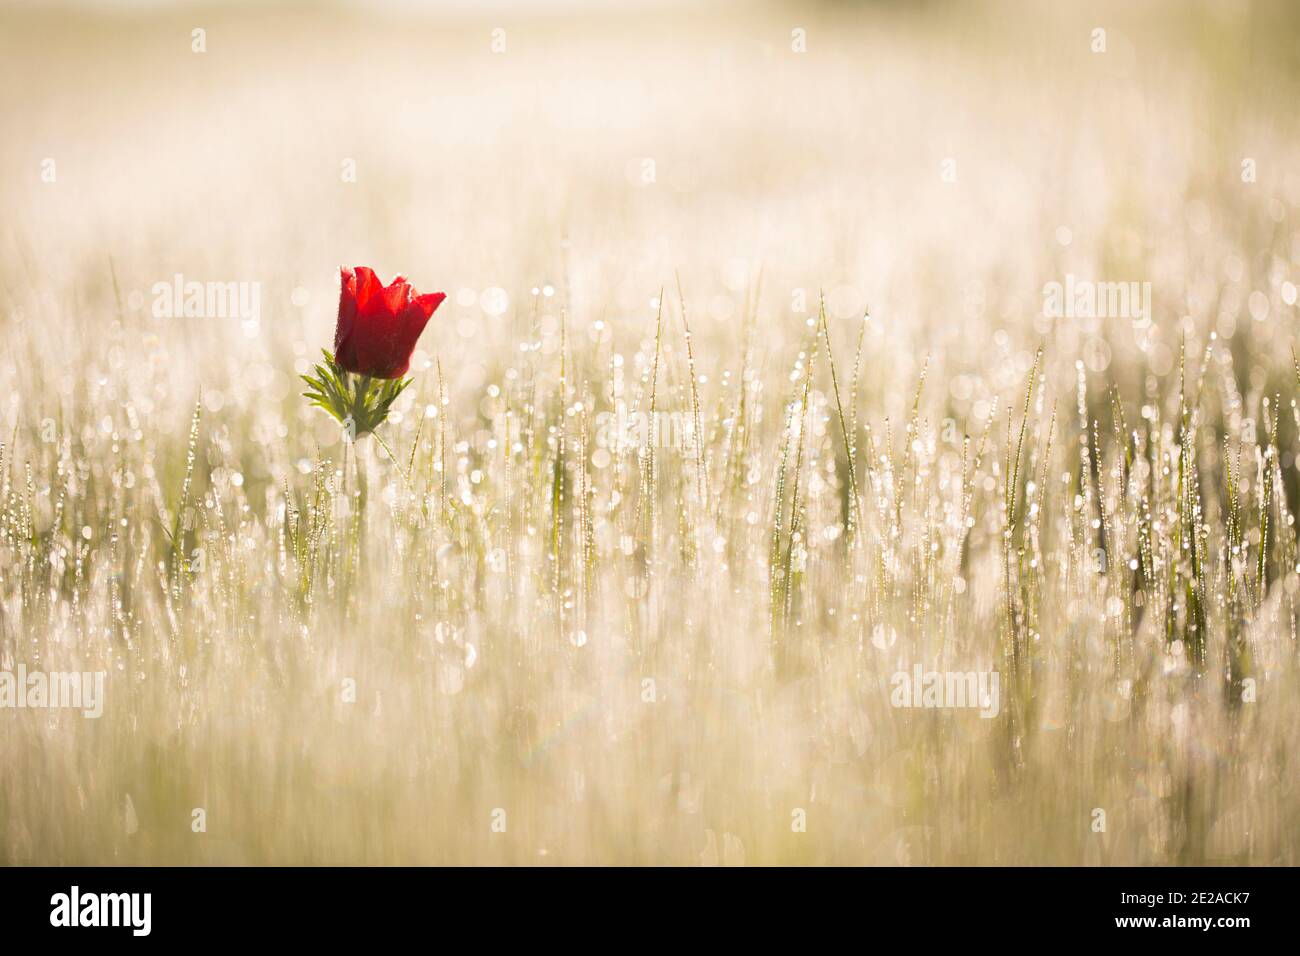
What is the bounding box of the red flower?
[334,266,445,379]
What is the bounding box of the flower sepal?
[301,350,410,439]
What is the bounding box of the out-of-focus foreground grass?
[1,0,1299,863]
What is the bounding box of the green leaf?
[301,352,412,437]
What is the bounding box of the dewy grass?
[4,2,1300,865]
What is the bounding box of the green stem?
[353,373,373,429]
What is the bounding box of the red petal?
[413,291,446,318]
[331,268,441,378]
[384,303,435,377]
[334,267,360,362]
[352,266,382,314]
[381,274,411,315]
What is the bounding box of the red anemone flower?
[333,266,445,379]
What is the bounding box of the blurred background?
[4,0,1299,407]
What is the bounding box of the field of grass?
[2,0,1299,864]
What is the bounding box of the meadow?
[1,0,1298,864]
